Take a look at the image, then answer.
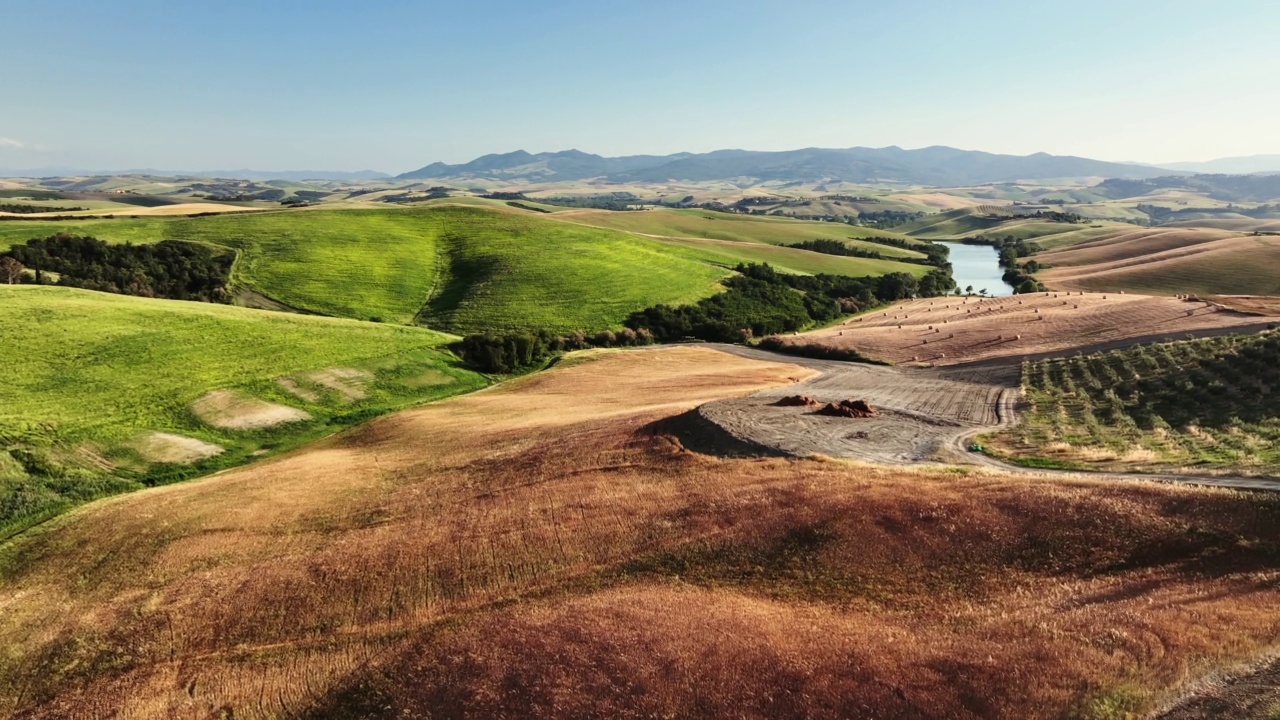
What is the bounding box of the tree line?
[963,235,1046,293]
[787,237,951,268]
[1,234,234,302]
[456,262,957,373]
[0,203,87,214]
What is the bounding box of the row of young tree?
[1,234,234,302]
[456,263,957,373]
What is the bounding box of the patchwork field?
[775,293,1280,366]
[0,285,485,537]
[1,346,1277,719]
[1037,228,1280,296]
[992,331,1280,476]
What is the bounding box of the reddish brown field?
[778,293,1279,367]
[1,347,1278,719]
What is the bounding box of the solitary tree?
[965,285,974,295]
[0,256,24,285]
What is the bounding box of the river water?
[941,242,1014,297]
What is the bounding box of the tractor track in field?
[691,344,1280,493]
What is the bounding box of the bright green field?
[649,235,932,279]
[0,285,486,537]
[418,209,731,332]
[0,205,928,334]
[560,208,928,256]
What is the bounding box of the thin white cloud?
[0,137,24,149]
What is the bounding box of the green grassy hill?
[558,208,927,255]
[898,207,1127,243]
[0,285,486,538]
[1,205,929,333]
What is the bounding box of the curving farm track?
[696,345,1280,493]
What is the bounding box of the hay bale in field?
[774,395,820,408]
[815,399,879,419]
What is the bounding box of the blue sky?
[3,0,1278,172]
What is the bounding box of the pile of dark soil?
[774,395,821,408]
[815,400,879,419]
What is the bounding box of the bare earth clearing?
[2,347,1277,719]
[699,346,1016,464]
[133,432,225,464]
[1158,655,1280,720]
[776,293,1280,367]
[190,389,312,429]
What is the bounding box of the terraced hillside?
[2,347,1277,719]
[994,331,1280,476]
[1037,227,1280,296]
[0,285,485,537]
[0,205,931,333]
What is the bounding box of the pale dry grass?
[190,389,311,429]
[887,192,999,210]
[133,432,224,464]
[782,293,1278,366]
[307,367,372,402]
[0,347,1276,719]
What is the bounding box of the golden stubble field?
[780,292,1280,367]
[1,347,1278,719]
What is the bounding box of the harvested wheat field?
[2,347,1279,719]
[778,293,1280,367]
[1037,228,1280,296]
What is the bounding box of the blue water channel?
[940,242,1014,297]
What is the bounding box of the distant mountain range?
[397,146,1178,186]
[1156,154,1280,175]
[6,148,1280,186]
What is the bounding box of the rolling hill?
[2,346,1276,718]
[0,205,929,334]
[1036,227,1280,295]
[893,206,1120,242]
[0,285,486,538]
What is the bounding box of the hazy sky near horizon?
[3,0,1278,173]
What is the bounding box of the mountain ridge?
[397,145,1178,185]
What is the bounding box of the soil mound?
[815,399,879,419]
[774,395,821,408]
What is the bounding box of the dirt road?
[699,345,1018,465]
[694,345,1280,493]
